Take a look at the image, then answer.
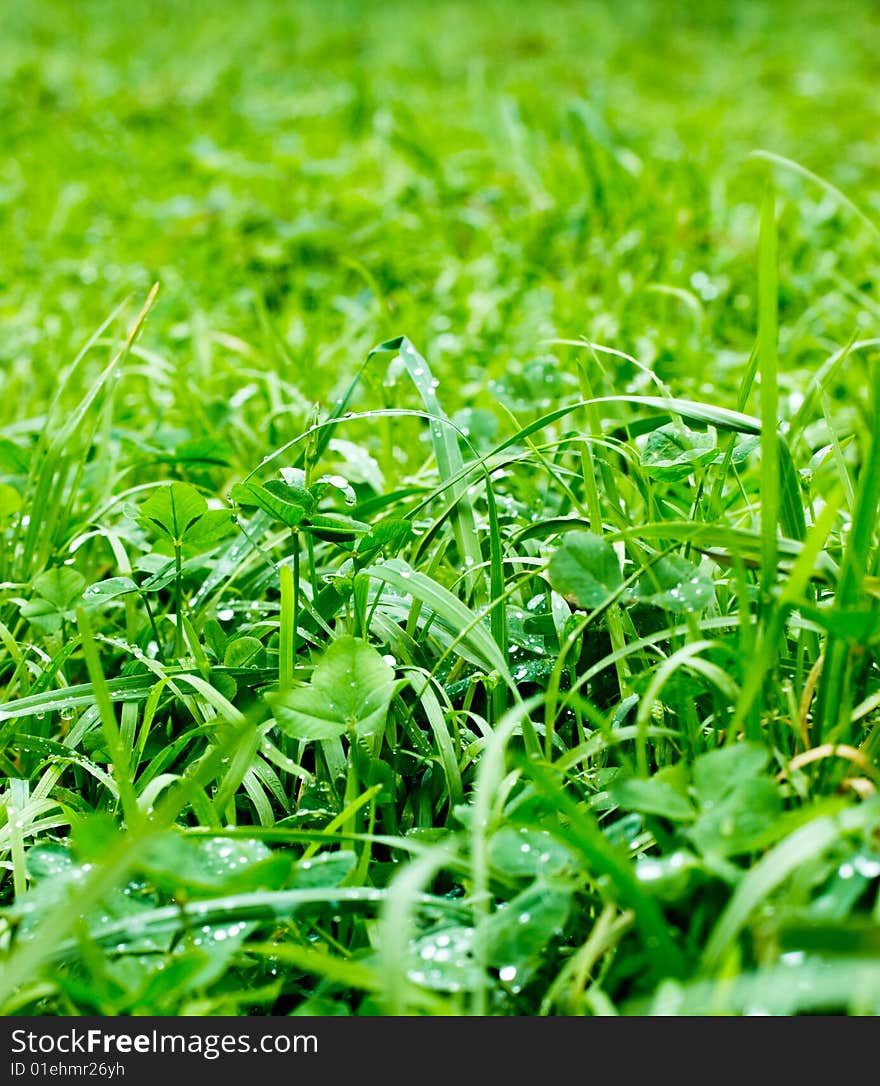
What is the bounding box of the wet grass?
[2,0,880,1015]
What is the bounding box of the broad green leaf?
[693,743,771,804]
[635,849,702,902]
[0,483,21,520]
[688,777,783,857]
[610,776,696,822]
[267,477,315,511]
[273,710,345,742]
[0,438,29,474]
[548,531,622,609]
[640,422,717,481]
[451,407,499,449]
[82,577,138,606]
[211,670,238,702]
[489,827,574,878]
[291,850,357,889]
[230,481,310,528]
[32,567,87,611]
[173,437,233,465]
[809,858,876,921]
[408,926,482,993]
[139,483,208,542]
[224,636,265,668]
[279,779,340,824]
[139,834,289,893]
[269,635,395,741]
[20,597,64,634]
[520,760,685,977]
[631,554,714,612]
[508,656,553,685]
[181,508,232,550]
[131,951,224,1009]
[637,958,880,1016]
[26,844,75,880]
[355,518,414,557]
[11,849,168,954]
[701,802,880,970]
[479,880,572,974]
[303,511,371,540]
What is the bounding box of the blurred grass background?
[2,0,879,414]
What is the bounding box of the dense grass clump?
[3,0,880,1016]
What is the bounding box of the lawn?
[2,0,880,1016]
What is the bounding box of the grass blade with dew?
[750,149,880,243]
[757,182,780,604]
[14,286,158,581]
[814,361,880,743]
[75,607,142,828]
[368,337,485,599]
[365,560,513,692]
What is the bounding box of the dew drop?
[854,856,880,879]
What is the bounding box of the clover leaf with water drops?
[547,531,622,610]
[640,422,717,482]
[21,567,87,635]
[267,635,396,741]
[230,470,369,545]
[478,880,573,992]
[628,554,715,613]
[137,482,232,555]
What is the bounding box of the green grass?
[2,0,880,1016]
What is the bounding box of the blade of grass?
[757,184,780,601]
[75,607,141,828]
[814,362,880,743]
[370,337,484,598]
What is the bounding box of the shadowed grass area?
[1,0,880,1016]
